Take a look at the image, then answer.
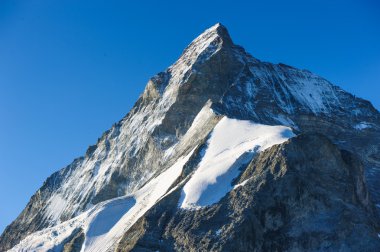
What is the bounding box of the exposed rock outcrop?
[2,23,380,251]
[117,134,380,252]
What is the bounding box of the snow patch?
[354,122,371,130]
[233,178,250,189]
[45,194,68,222]
[272,66,340,114]
[11,150,195,252]
[273,115,299,130]
[179,117,294,209]
[215,229,223,236]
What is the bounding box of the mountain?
[1,23,380,251]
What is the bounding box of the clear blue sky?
[1,0,379,233]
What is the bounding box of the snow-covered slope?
[10,150,195,252]
[2,23,380,252]
[38,23,229,223]
[179,117,294,209]
[10,117,295,251]
[2,24,230,244]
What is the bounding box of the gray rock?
[117,134,380,252]
[62,228,85,252]
[2,23,380,251]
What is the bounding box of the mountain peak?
[179,23,234,59]
[3,22,380,252]
[207,22,228,33]
[200,22,233,46]
[166,23,235,86]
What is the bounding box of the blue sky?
[0,0,379,233]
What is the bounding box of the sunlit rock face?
[1,23,380,252]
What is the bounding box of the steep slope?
[1,23,380,251]
[117,134,380,251]
[7,118,295,252]
[8,149,196,252]
[1,23,241,251]
[178,118,294,209]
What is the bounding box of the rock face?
[116,134,380,252]
[1,23,380,251]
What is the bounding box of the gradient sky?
[1,0,379,233]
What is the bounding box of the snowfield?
[179,117,295,209]
[10,116,295,251]
[10,150,195,252]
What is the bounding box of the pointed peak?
[200,23,233,46]
[167,23,236,82]
[176,23,234,59]
[207,22,225,30]
[208,22,227,32]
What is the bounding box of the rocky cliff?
[117,134,380,251]
[1,23,380,252]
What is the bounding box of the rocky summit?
[1,23,380,252]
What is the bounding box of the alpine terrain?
[1,23,380,251]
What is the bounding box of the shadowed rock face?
[63,228,85,252]
[1,23,380,251]
[116,134,380,252]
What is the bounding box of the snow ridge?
[179,117,294,209]
[10,150,195,252]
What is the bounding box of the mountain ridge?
[1,23,380,252]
